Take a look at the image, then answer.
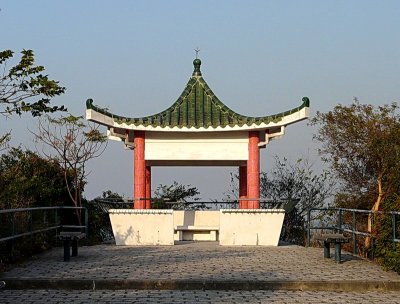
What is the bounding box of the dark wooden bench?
[314,233,350,263]
[57,232,86,262]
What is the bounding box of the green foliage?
[0,132,10,152]
[0,147,71,209]
[153,181,201,209]
[84,190,125,245]
[311,100,400,211]
[100,190,124,200]
[374,217,400,273]
[0,49,66,116]
[372,194,400,273]
[224,156,334,245]
[312,100,400,272]
[261,156,334,217]
[0,148,72,266]
[377,246,400,273]
[260,156,334,245]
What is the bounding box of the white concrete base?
[109,209,285,246]
[219,209,285,246]
[109,209,174,245]
[173,210,220,241]
[175,225,219,241]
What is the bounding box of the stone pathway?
[3,242,399,282]
[2,289,400,304]
[1,242,400,303]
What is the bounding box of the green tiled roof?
[86,59,310,129]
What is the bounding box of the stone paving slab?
[1,242,400,292]
[2,242,398,281]
[2,289,400,304]
[4,278,400,292]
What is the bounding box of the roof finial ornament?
[192,48,202,76]
[194,47,200,59]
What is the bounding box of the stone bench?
[57,232,86,262]
[175,225,219,241]
[314,233,350,263]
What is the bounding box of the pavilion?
[86,58,309,246]
[86,58,309,209]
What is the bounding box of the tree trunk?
[63,168,82,227]
[365,176,383,251]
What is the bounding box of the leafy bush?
[83,191,125,245]
[0,148,71,266]
[0,147,70,209]
[153,181,202,210]
[373,197,400,273]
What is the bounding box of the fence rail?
[0,206,88,243]
[306,207,400,255]
[95,198,298,212]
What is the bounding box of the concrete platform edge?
[3,279,400,292]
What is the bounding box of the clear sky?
[1,1,400,200]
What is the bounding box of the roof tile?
[86,59,309,129]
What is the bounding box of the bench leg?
[335,243,342,263]
[323,241,330,258]
[210,230,217,241]
[72,240,78,257]
[177,230,183,241]
[63,240,71,262]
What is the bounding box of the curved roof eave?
[85,58,310,132]
[86,98,310,132]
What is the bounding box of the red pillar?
[134,131,146,209]
[247,131,260,209]
[239,166,247,209]
[145,166,152,209]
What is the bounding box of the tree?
[153,181,201,209]
[0,49,65,116]
[310,100,400,247]
[85,190,125,244]
[0,132,10,152]
[224,156,334,244]
[262,157,334,244]
[33,115,107,223]
[0,147,73,264]
[0,147,70,209]
[261,157,333,215]
[0,49,66,152]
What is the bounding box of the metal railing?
[306,207,400,255]
[0,206,88,243]
[95,198,298,212]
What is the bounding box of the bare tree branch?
[32,115,107,224]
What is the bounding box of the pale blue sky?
[1,1,400,199]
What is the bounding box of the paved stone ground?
[1,242,400,303]
[2,290,400,303]
[2,242,399,282]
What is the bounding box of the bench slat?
[58,232,86,241]
[314,233,350,263]
[314,234,350,243]
[175,226,219,231]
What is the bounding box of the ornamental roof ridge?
[86,58,310,130]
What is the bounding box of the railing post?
[392,213,396,247]
[11,212,15,259]
[307,209,311,247]
[84,207,88,236]
[352,210,357,255]
[55,208,59,239]
[338,209,343,233]
[29,210,33,256]
[29,210,32,234]
[371,211,376,260]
